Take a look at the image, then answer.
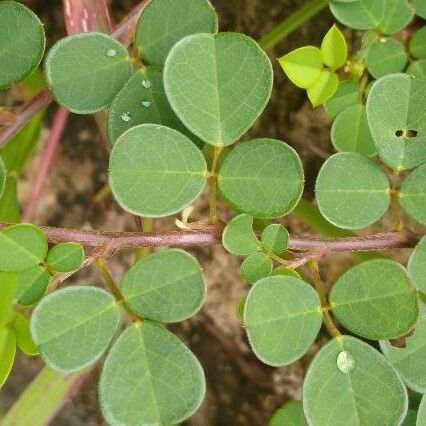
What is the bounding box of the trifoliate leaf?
[261,224,289,255]
[307,70,339,107]
[320,25,347,69]
[15,266,50,306]
[240,253,273,284]
[400,163,426,225]
[324,80,360,119]
[222,214,259,256]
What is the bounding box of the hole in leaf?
[395,129,418,138]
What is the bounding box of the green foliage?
[408,236,426,294]
[15,266,50,306]
[331,104,376,156]
[135,0,218,66]
[400,163,426,225]
[0,156,6,200]
[46,242,84,273]
[380,0,415,35]
[366,38,407,79]
[323,80,359,119]
[270,401,308,426]
[330,259,418,339]
[218,139,304,218]
[222,214,259,256]
[240,252,273,284]
[109,124,207,217]
[418,395,426,425]
[303,335,408,425]
[407,60,426,78]
[0,328,16,388]
[414,0,426,18]
[0,224,47,271]
[0,1,45,89]
[99,322,205,425]
[366,74,426,170]
[45,33,133,114]
[12,313,39,356]
[121,249,206,322]
[244,276,322,366]
[0,272,17,327]
[315,153,390,229]
[31,286,121,372]
[164,33,273,146]
[261,224,289,255]
[320,25,347,69]
[307,70,339,107]
[410,27,426,60]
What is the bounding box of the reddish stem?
[21,107,69,222]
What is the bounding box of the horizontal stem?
[0,222,419,253]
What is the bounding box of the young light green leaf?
[240,252,273,284]
[222,214,259,256]
[12,313,39,356]
[46,242,84,273]
[0,327,16,389]
[379,0,414,34]
[15,266,50,306]
[303,335,408,425]
[407,60,426,78]
[329,0,385,30]
[410,27,426,60]
[418,395,426,425]
[331,104,376,156]
[330,259,418,339]
[109,124,207,217]
[0,1,45,89]
[366,38,407,79]
[0,224,48,271]
[164,33,273,146]
[400,163,426,225]
[218,139,304,218]
[315,153,390,229]
[235,295,247,321]
[261,224,289,255]
[278,46,323,89]
[270,401,308,426]
[272,266,301,278]
[135,0,218,66]
[45,33,133,114]
[366,73,426,170]
[414,0,426,18]
[0,156,6,200]
[99,322,205,426]
[244,276,322,366]
[121,249,206,322]
[0,272,17,327]
[324,80,360,119]
[380,316,426,393]
[307,70,339,107]
[31,286,121,372]
[320,25,347,69]
[408,236,426,293]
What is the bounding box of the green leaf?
[45,33,133,114]
[279,46,323,89]
[381,315,426,393]
[121,249,206,322]
[366,73,426,170]
[222,214,259,256]
[12,313,39,356]
[261,224,289,255]
[400,163,426,225]
[0,156,6,200]
[379,0,414,35]
[240,252,273,284]
[0,1,45,89]
[218,139,304,218]
[410,26,426,60]
[0,327,16,388]
[402,410,417,426]
[31,286,121,372]
[315,153,390,229]
[418,395,426,425]
[323,80,360,119]
[303,335,408,425]
[0,271,17,327]
[320,25,347,69]
[408,236,426,293]
[99,322,205,425]
[164,33,273,146]
[271,266,301,278]
[331,104,376,156]
[329,0,385,30]
[366,38,407,79]
[330,259,418,339]
[109,124,207,217]
[270,401,308,426]
[0,175,19,223]
[0,224,47,271]
[46,242,84,273]
[135,0,218,66]
[414,0,426,18]
[235,295,247,321]
[407,60,426,78]
[244,275,322,366]
[107,67,202,147]
[307,70,339,107]
[15,266,50,306]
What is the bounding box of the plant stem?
[308,260,341,337]
[208,146,223,224]
[259,0,329,51]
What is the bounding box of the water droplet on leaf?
[141,100,151,108]
[337,351,355,373]
[141,80,152,88]
[106,48,117,57]
[121,112,132,122]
